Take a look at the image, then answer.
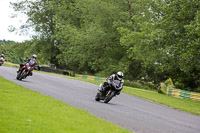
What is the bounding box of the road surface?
[0,66,200,133]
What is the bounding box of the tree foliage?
[3,0,200,91]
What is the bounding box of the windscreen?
[29,59,36,67]
[113,80,121,87]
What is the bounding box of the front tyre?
[103,91,115,103]
[19,71,26,80]
[95,92,100,101]
[16,71,21,80]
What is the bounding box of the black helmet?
[32,54,37,59]
[116,71,123,80]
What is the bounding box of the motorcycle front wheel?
[19,71,27,80]
[16,71,21,80]
[103,91,115,103]
[95,92,100,101]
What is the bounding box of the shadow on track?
[95,100,119,106]
[15,79,32,83]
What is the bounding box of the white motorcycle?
[95,80,121,103]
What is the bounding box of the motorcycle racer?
[17,54,39,76]
[0,54,5,66]
[100,71,124,95]
[0,54,5,61]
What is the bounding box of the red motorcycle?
[16,60,36,80]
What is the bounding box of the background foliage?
[1,0,200,91]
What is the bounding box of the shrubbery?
[124,80,157,91]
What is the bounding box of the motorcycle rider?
[0,54,5,61]
[100,71,124,95]
[17,54,39,76]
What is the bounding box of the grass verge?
[123,87,200,115]
[2,62,19,68]
[0,76,131,133]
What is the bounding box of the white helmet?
[116,71,123,80]
[32,54,37,59]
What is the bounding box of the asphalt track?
[0,66,200,133]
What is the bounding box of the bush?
[124,80,157,91]
[158,82,167,94]
[165,78,174,86]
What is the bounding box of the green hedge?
[124,80,157,91]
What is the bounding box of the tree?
[11,0,60,65]
[53,0,128,75]
[119,0,200,89]
[8,0,200,90]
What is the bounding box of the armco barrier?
[167,88,200,102]
[75,73,106,82]
[40,66,70,75]
[190,92,200,101]
[179,90,191,100]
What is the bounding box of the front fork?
[98,83,103,91]
[22,69,30,75]
[106,90,112,97]
[21,69,30,78]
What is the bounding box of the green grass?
[2,62,19,68]
[0,77,131,133]
[123,87,200,115]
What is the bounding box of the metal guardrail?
[167,88,200,102]
[40,66,70,75]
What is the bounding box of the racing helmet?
[116,71,123,80]
[32,54,37,59]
